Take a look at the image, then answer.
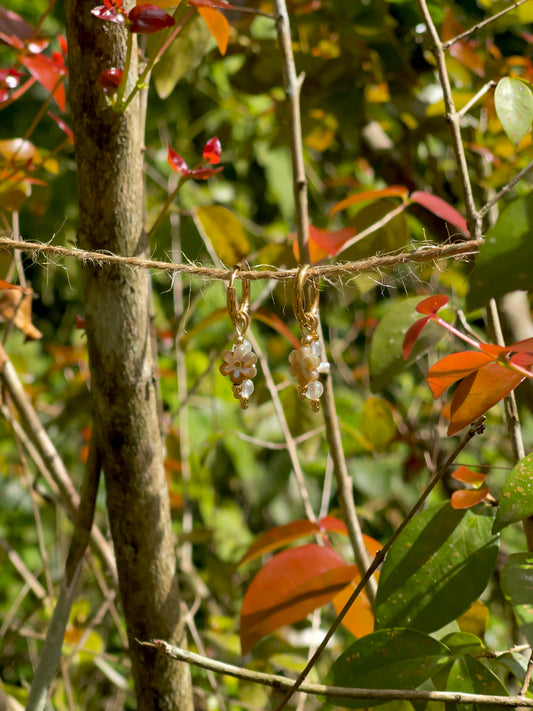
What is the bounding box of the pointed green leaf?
[501,553,533,647]
[493,453,533,533]
[369,298,450,393]
[325,628,451,709]
[442,655,509,711]
[495,77,533,146]
[360,397,397,453]
[375,503,499,633]
[467,193,533,310]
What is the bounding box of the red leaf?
[451,487,490,509]
[448,363,525,435]
[238,520,321,567]
[240,544,357,654]
[48,113,74,143]
[403,316,431,360]
[0,280,30,292]
[98,68,123,93]
[203,136,221,165]
[128,4,175,34]
[319,516,347,534]
[90,4,127,25]
[416,294,449,315]
[409,191,469,234]
[167,144,189,174]
[0,7,48,52]
[509,337,533,358]
[189,166,224,179]
[197,7,229,55]
[329,185,409,217]
[452,465,486,486]
[427,351,494,399]
[20,54,67,111]
[294,224,355,262]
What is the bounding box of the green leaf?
[466,193,533,310]
[360,396,397,452]
[325,628,451,709]
[494,77,533,146]
[369,297,449,393]
[151,16,211,99]
[375,503,499,633]
[439,631,485,657]
[492,453,533,533]
[501,553,533,646]
[442,655,509,711]
[195,205,250,265]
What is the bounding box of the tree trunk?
[64,3,192,709]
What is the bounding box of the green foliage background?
[1,0,533,708]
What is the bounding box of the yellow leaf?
[195,205,249,265]
[149,0,181,6]
[198,7,229,55]
[457,600,489,639]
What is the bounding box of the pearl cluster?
[288,339,330,412]
[219,339,257,409]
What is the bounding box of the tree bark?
[64,3,192,709]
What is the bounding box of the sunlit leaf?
[203,136,221,165]
[360,397,396,453]
[375,503,499,633]
[237,520,321,567]
[495,77,533,146]
[452,465,487,486]
[448,363,524,435]
[329,185,408,217]
[332,576,375,640]
[493,453,533,533]
[416,294,449,315]
[197,7,229,55]
[20,54,67,112]
[451,487,490,509]
[427,351,494,399]
[195,205,249,264]
[409,191,468,234]
[294,225,355,262]
[240,544,358,653]
[325,629,451,708]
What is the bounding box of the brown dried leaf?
[0,289,42,340]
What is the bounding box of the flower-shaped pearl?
[288,346,320,386]
[220,342,257,384]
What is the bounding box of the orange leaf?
[20,54,66,111]
[451,487,490,509]
[448,363,524,435]
[427,351,494,399]
[198,7,229,55]
[238,520,321,567]
[452,465,486,486]
[0,289,42,339]
[329,185,408,217]
[293,225,355,263]
[332,571,378,639]
[240,544,357,654]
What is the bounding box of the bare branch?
[442,0,530,49]
[145,638,533,707]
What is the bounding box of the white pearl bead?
[318,361,330,375]
[240,379,254,398]
[306,381,323,400]
[240,340,252,353]
[310,340,322,356]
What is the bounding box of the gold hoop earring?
[219,267,257,409]
[289,265,329,412]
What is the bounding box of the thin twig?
[520,650,533,695]
[442,0,531,49]
[272,418,485,711]
[478,158,533,218]
[274,0,310,263]
[143,635,533,706]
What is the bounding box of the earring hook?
[227,265,251,340]
[293,264,319,338]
